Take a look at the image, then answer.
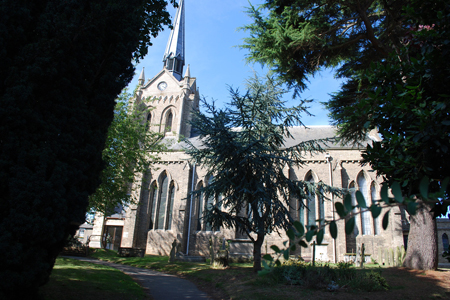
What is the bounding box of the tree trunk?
[253,234,264,272]
[403,201,438,270]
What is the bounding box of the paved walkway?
[67,257,212,300]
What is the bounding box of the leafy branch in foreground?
[89,87,166,215]
[263,177,449,269]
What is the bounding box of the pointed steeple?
[138,68,145,85]
[163,0,185,81]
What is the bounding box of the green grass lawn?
[39,257,149,300]
[88,249,393,300]
[85,249,450,300]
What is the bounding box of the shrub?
[269,259,388,292]
[443,251,450,263]
[348,270,390,292]
[271,259,355,289]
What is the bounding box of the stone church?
[90,0,417,263]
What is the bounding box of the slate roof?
[164,126,380,151]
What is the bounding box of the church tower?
[133,0,199,139]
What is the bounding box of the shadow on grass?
[39,257,148,300]
[87,249,450,300]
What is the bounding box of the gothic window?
[298,198,305,225]
[358,173,371,235]
[165,111,173,133]
[204,196,214,232]
[306,173,316,228]
[196,182,204,231]
[204,175,215,231]
[166,183,175,230]
[443,233,449,251]
[318,186,324,226]
[155,174,168,229]
[148,181,157,230]
[151,173,175,230]
[349,181,359,236]
[145,112,152,131]
[371,182,380,235]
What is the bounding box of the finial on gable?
[184,64,190,78]
[138,68,145,86]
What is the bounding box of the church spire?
[163,0,185,81]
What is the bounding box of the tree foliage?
[185,74,341,272]
[0,0,174,298]
[242,0,450,270]
[241,0,407,96]
[328,2,450,198]
[242,0,450,202]
[88,87,166,215]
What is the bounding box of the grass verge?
[88,249,450,300]
[39,257,149,300]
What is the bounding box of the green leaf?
[420,176,429,199]
[305,230,315,242]
[329,220,337,239]
[293,221,305,237]
[286,228,295,240]
[382,210,390,230]
[344,193,353,212]
[290,244,296,252]
[345,217,355,235]
[261,260,269,270]
[270,245,281,253]
[355,190,367,208]
[391,182,403,203]
[299,240,308,248]
[283,249,289,261]
[335,202,346,218]
[317,229,324,245]
[407,201,417,215]
[381,184,390,204]
[263,254,273,261]
[370,205,382,219]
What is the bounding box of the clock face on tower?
[157,81,168,91]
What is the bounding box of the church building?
[90,0,409,263]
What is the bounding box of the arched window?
[166,183,175,230]
[349,181,359,236]
[148,181,157,230]
[318,186,324,225]
[358,173,371,235]
[165,111,173,133]
[371,182,380,235]
[298,197,305,225]
[443,233,449,251]
[196,182,204,231]
[155,174,169,229]
[145,112,152,131]
[306,173,316,227]
[204,175,215,231]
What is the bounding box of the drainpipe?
[325,153,337,263]
[186,162,196,255]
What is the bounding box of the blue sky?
[128,0,344,125]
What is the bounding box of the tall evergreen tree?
[0,1,174,298]
[242,0,450,270]
[185,75,340,272]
